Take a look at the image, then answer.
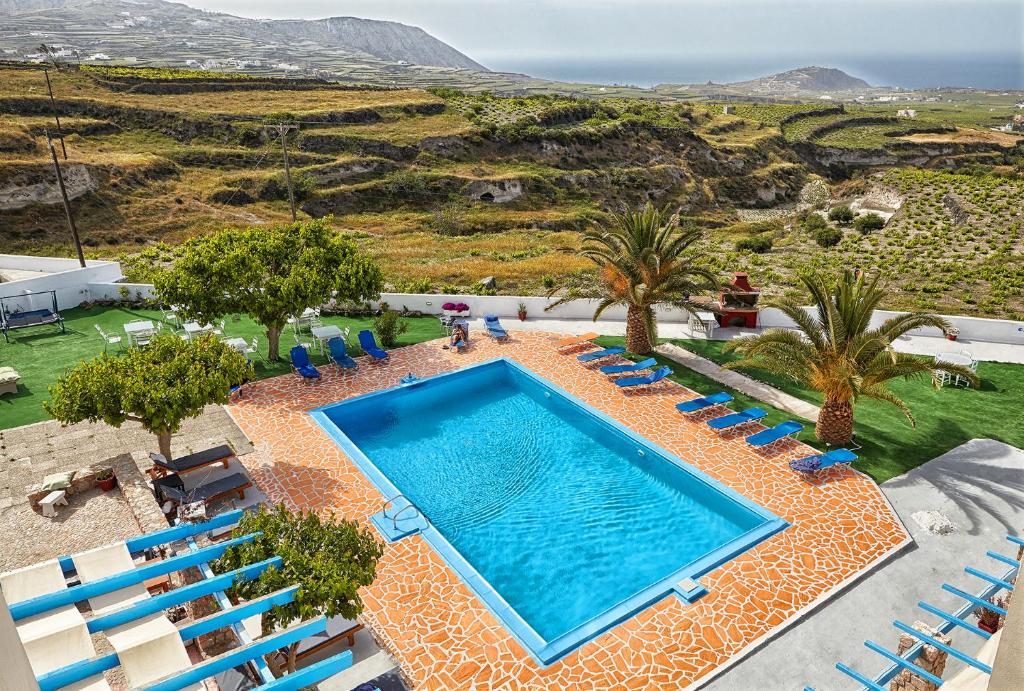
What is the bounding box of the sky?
[180,0,1023,88]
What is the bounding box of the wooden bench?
[40,490,68,517]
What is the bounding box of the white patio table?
[934,352,975,387]
[123,320,156,346]
[223,337,249,354]
[311,325,344,355]
[182,322,215,340]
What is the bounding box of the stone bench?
[40,490,68,517]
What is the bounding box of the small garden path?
[655,342,821,422]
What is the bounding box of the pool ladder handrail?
[382,494,427,531]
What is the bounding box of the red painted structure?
[716,272,761,329]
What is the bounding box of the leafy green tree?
[212,505,383,675]
[854,212,886,234]
[725,271,977,446]
[547,203,719,354]
[802,213,829,233]
[828,205,855,225]
[156,219,383,361]
[735,235,773,254]
[44,334,252,458]
[372,305,408,348]
[814,226,844,248]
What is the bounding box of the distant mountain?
[726,66,872,93]
[0,0,486,71]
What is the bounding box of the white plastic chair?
[95,325,122,351]
[244,336,259,358]
[293,332,312,351]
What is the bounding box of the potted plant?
[517,301,528,321]
[974,595,1008,633]
[96,468,117,492]
[946,327,959,341]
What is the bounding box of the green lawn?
[0,305,446,430]
[668,338,1024,484]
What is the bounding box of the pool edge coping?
[309,356,791,667]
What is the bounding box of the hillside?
[0,0,485,73]
[728,66,871,94]
[0,65,1022,319]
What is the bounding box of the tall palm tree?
[724,270,978,446]
[548,203,719,354]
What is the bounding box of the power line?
[263,124,299,222]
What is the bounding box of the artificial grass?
[668,338,1024,484]
[0,305,446,430]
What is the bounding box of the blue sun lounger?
[676,391,733,414]
[578,346,625,363]
[484,314,508,341]
[327,337,358,369]
[601,357,657,375]
[615,366,672,388]
[289,345,321,383]
[707,407,767,432]
[746,420,803,447]
[358,329,389,362]
[790,448,858,473]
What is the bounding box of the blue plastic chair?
[358,330,389,362]
[676,391,733,414]
[790,448,858,474]
[484,314,508,341]
[577,346,626,363]
[289,345,321,383]
[707,407,767,432]
[327,337,357,369]
[746,420,803,447]
[615,366,673,388]
[601,357,657,375]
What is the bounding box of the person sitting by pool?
[449,322,468,350]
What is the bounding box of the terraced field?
[2,64,1023,317]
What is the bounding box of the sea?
[484,54,1024,91]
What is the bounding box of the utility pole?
[43,68,67,159]
[46,129,86,267]
[266,123,299,223]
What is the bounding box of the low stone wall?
[25,454,166,533]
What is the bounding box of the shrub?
[541,274,555,289]
[802,213,829,233]
[814,227,844,248]
[735,235,773,254]
[429,201,469,236]
[828,205,855,225]
[854,212,886,234]
[372,309,408,348]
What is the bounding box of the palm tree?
[547,203,719,354]
[724,270,978,446]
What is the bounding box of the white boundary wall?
[374,293,1024,346]
[1,253,1022,346]
[0,255,122,312]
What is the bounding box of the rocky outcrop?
[466,179,523,203]
[0,164,96,210]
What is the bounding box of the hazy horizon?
[136,0,1024,88]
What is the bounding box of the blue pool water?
[313,359,785,663]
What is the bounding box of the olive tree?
[211,504,384,675]
[156,218,383,361]
[45,333,253,458]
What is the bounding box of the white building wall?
[0,255,122,312]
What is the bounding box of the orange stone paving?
[227,331,910,689]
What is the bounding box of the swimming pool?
[312,358,787,664]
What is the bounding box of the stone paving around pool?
[227,331,911,690]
